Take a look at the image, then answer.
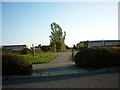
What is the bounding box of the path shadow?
[3,66,120,86]
[33,65,106,73]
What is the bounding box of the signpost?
[32,44,34,58]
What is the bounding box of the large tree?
[49,22,66,52]
[83,40,90,48]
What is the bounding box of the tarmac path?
[2,49,119,88]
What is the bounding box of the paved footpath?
[2,50,120,88]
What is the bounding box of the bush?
[75,47,120,67]
[103,47,120,53]
[21,48,29,55]
[2,54,32,75]
[41,46,50,52]
[78,45,86,51]
[2,50,21,55]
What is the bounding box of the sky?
[2,2,118,47]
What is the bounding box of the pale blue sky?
[2,2,118,47]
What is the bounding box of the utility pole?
[32,44,34,58]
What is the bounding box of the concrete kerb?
[2,67,120,81]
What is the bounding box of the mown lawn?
[40,51,65,54]
[21,54,57,64]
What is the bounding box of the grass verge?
[21,54,57,64]
[40,51,65,54]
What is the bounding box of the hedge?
[74,47,120,67]
[2,54,32,75]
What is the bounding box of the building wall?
[79,42,84,46]
[104,41,119,46]
[90,42,103,47]
[3,45,26,50]
[79,40,120,47]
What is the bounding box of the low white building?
[79,40,120,47]
[3,45,27,50]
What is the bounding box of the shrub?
[50,42,56,52]
[66,45,70,49]
[41,46,50,52]
[75,47,120,67]
[21,48,29,55]
[78,45,86,51]
[73,45,77,49]
[103,47,120,53]
[83,40,90,48]
[2,54,32,75]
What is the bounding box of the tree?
[83,40,90,48]
[21,47,29,55]
[49,22,66,52]
[73,44,76,49]
[38,44,41,48]
[66,45,69,49]
[50,42,56,52]
[41,45,50,52]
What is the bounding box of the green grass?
[21,54,57,64]
[40,51,65,54]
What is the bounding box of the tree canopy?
[49,22,66,52]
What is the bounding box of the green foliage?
[66,45,70,49]
[41,45,50,52]
[78,45,86,50]
[83,40,90,48]
[73,44,77,49]
[22,54,57,64]
[2,54,32,75]
[35,44,41,51]
[75,47,120,67]
[75,43,86,50]
[73,50,79,56]
[72,49,79,61]
[50,42,56,52]
[102,47,120,53]
[0,47,2,51]
[38,44,41,48]
[61,40,66,51]
[21,47,29,54]
[40,52,64,54]
[2,47,7,51]
[56,42,62,51]
[49,22,66,52]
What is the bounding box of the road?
[2,50,119,88]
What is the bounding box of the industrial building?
[79,40,120,47]
[2,45,27,50]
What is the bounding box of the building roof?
[3,45,26,47]
[80,40,120,43]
